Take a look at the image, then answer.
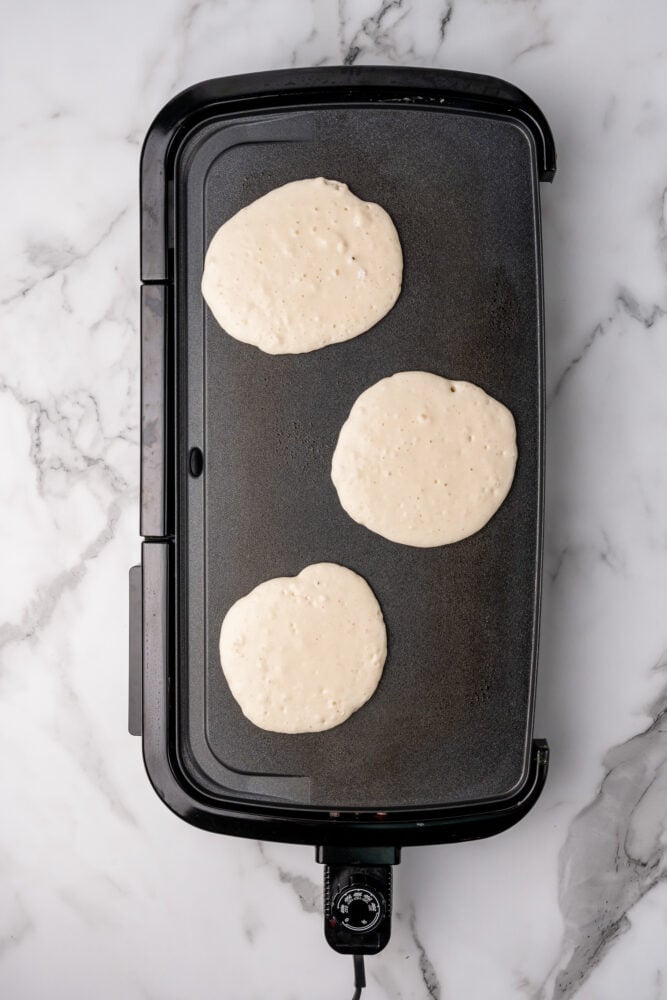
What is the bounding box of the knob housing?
[324,864,393,955]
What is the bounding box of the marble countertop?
[2,1,667,998]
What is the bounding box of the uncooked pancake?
[219,563,387,733]
[201,177,403,354]
[331,371,517,547]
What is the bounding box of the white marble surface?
[2,1,667,997]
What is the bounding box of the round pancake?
[202,177,402,354]
[331,371,517,546]
[219,563,387,733]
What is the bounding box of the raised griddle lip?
[141,65,556,282]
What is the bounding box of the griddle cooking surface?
[177,105,542,809]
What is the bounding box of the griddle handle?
[128,565,143,736]
[140,284,168,538]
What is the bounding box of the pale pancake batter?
[331,371,517,547]
[219,563,387,733]
[202,178,402,354]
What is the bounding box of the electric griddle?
[130,65,555,988]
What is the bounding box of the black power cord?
[351,954,366,999]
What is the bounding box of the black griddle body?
[132,67,555,855]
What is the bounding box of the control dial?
[331,885,384,933]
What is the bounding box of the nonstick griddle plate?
[174,102,543,811]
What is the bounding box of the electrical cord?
[351,954,366,999]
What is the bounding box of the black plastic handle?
[140,284,168,537]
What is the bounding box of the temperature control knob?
[332,885,384,933]
[323,861,394,955]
